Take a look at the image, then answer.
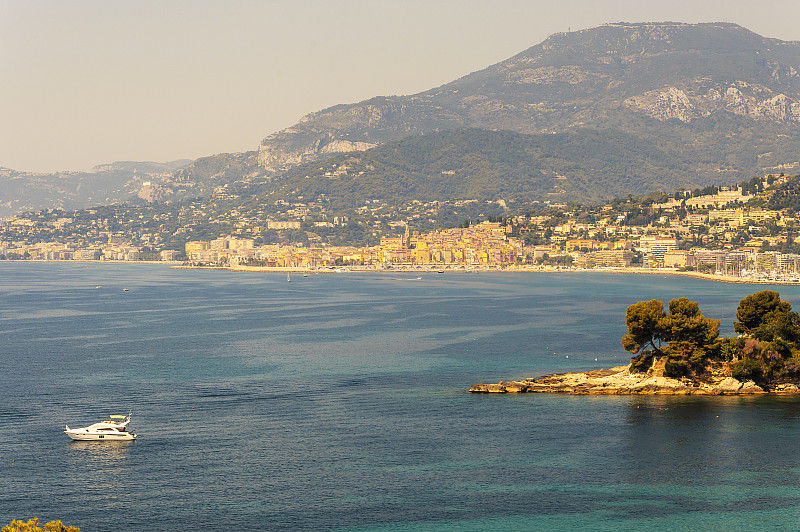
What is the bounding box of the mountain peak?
[515,21,772,64]
[257,21,800,195]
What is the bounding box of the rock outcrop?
[624,81,800,123]
[469,365,784,395]
[257,131,377,171]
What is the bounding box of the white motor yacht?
[64,412,136,441]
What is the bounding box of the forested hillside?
[249,127,784,207]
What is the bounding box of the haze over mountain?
[0,160,191,218]
[257,22,800,181]
[4,21,800,217]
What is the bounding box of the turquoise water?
[2,263,800,530]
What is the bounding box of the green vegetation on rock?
[624,290,800,387]
[622,297,720,376]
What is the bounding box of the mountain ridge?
[5,22,800,216]
[257,21,800,180]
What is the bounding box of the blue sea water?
[2,262,800,530]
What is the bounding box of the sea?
[3,262,800,531]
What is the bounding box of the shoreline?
[170,263,800,285]
[469,365,800,395]
[5,260,799,285]
[595,267,800,285]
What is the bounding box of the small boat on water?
[64,412,136,441]
[287,273,291,282]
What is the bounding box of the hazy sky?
[2,0,800,172]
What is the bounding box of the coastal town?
[3,172,800,280]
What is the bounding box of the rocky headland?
[470,364,800,395]
[472,291,800,396]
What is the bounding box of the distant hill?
[0,160,191,217]
[257,22,800,191]
[91,160,193,174]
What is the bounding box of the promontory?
[471,290,800,395]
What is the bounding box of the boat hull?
[64,429,136,441]
[64,413,136,441]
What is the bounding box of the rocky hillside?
[258,22,800,186]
